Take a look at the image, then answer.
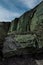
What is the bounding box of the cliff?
[0,1,43,65]
[9,2,43,33]
[2,1,43,57]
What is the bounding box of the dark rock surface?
[0,53,43,65]
[0,54,37,65]
[0,22,11,59]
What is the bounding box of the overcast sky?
[0,0,42,22]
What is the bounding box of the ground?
[0,53,43,65]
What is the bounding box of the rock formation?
[2,1,43,58]
[0,1,43,65]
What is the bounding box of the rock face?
[30,1,43,48]
[9,18,19,32]
[2,1,43,58]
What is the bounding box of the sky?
[0,0,42,22]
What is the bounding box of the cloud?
[0,6,20,22]
[19,0,42,8]
[0,0,30,13]
[0,0,42,22]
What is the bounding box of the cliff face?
[0,1,43,56]
[9,9,36,33]
[17,9,36,32]
[0,1,43,65]
[2,1,43,58]
[30,1,43,47]
[9,18,19,32]
[9,2,43,33]
[0,2,43,43]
